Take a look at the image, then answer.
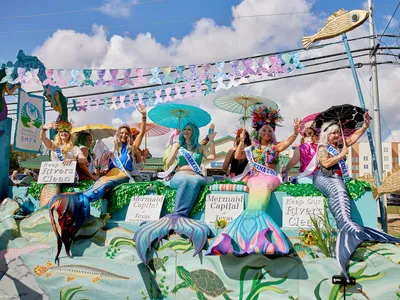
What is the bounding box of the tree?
[9,144,38,172]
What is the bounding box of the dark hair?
[235,130,251,147]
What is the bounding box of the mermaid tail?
[206,210,289,255]
[314,173,400,279]
[134,214,210,264]
[40,184,61,207]
[48,168,128,263]
[49,192,90,263]
[83,168,129,202]
[206,174,289,256]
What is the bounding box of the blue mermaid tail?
[134,214,210,264]
[134,171,211,264]
[48,168,129,262]
[314,173,400,279]
[206,174,290,256]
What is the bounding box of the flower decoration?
[251,144,279,165]
[56,121,73,132]
[251,105,283,131]
[130,127,139,136]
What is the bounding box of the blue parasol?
[148,103,211,130]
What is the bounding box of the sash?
[55,147,79,183]
[110,152,134,182]
[294,145,318,179]
[88,154,95,174]
[325,144,350,180]
[244,146,279,177]
[179,147,203,175]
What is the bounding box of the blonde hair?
[113,124,134,162]
[52,132,75,158]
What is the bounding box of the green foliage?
[59,286,87,300]
[306,210,336,258]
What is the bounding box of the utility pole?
[368,0,386,222]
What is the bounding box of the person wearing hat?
[39,120,87,206]
[207,105,300,256]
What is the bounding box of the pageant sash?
[110,152,134,182]
[55,147,79,182]
[325,144,350,179]
[245,146,279,177]
[294,144,318,179]
[179,147,202,175]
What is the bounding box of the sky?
[2,0,400,156]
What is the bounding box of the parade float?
[1,7,400,300]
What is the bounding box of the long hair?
[319,122,339,145]
[52,132,75,157]
[74,131,94,160]
[179,123,201,150]
[235,129,251,147]
[251,124,277,146]
[113,124,134,162]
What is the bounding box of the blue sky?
[1,0,398,63]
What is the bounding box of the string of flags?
[1,52,304,91]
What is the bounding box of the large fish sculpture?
[34,261,129,283]
[302,9,369,49]
[372,166,400,199]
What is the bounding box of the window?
[384,156,388,161]
[355,157,359,162]
[356,166,359,170]
[363,156,368,161]
[384,164,389,170]
[384,147,389,153]
[394,158,399,163]
[364,164,369,170]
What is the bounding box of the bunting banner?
[2,52,304,90]
[14,89,45,153]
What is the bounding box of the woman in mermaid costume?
[313,114,400,279]
[281,126,319,184]
[134,122,217,264]
[47,104,147,262]
[207,106,300,256]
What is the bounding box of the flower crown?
[130,128,139,136]
[251,105,283,131]
[56,121,73,132]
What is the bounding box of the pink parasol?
[300,112,319,136]
[129,122,170,148]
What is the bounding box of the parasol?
[214,94,278,127]
[148,103,211,130]
[129,122,170,148]
[299,112,319,136]
[71,124,117,140]
[313,104,369,141]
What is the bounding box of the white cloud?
[99,0,139,18]
[383,15,398,29]
[22,0,400,158]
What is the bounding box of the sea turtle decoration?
[171,266,233,300]
[148,256,168,273]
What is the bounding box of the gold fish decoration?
[371,166,400,199]
[302,9,369,49]
[34,261,129,283]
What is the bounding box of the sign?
[37,161,77,184]
[125,195,165,223]
[14,89,45,153]
[211,162,223,168]
[282,196,324,228]
[205,193,244,226]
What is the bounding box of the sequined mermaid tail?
[206,174,290,256]
[48,168,129,262]
[40,183,61,207]
[314,173,400,279]
[134,171,211,264]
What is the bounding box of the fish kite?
[302,9,369,49]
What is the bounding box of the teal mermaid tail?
[206,174,289,256]
[48,168,129,262]
[134,214,210,264]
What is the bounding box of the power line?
[377,1,400,45]
[0,0,165,20]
